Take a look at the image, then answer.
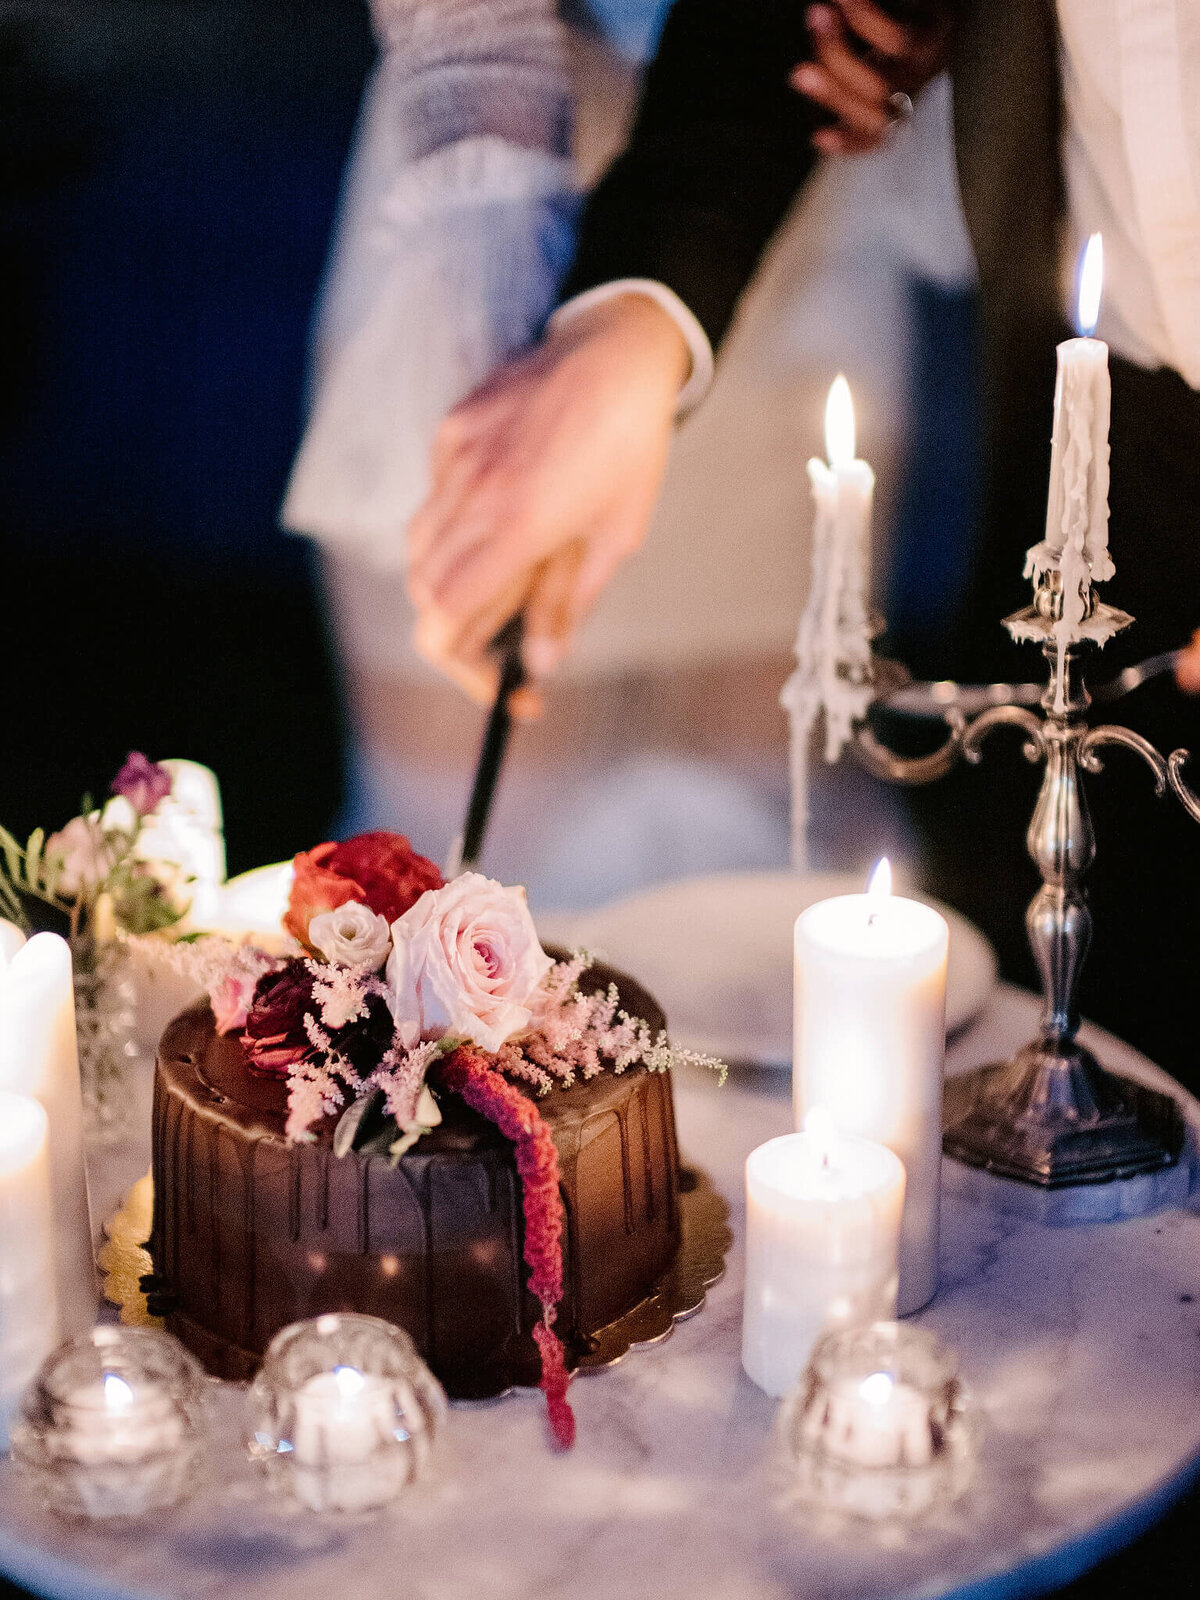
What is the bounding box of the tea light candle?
[59,1370,186,1470]
[291,1364,399,1512]
[793,861,947,1315]
[742,1112,905,1399]
[0,933,96,1336]
[819,1368,934,1468]
[0,1093,59,1450]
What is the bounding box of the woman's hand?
[406,293,689,713]
[791,0,954,155]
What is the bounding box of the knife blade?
[448,614,527,876]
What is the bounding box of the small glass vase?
[72,933,140,1143]
[248,1313,447,1513]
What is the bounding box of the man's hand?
[1176,630,1200,694]
[406,293,689,714]
[791,0,953,155]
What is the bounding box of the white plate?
[210,860,294,938]
[537,870,997,1068]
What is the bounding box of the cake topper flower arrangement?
[0,752,188,941]
[0,753,212,1129]
[202,829,725,1448]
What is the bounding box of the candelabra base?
[943,1042,1185,1190]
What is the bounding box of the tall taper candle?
[1024,234,1115,704]
[793,861,947,1315]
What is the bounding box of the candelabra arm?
[961,705,1046,766]
[1079,726,1168,795]
[1167,750,1200,823]
[851,711,966,786]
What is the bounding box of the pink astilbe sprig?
[438,1044,575,1450]
[284,1056,345,1142]
[507,953,728,1093]
[368,1039,443,1129]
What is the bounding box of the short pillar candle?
[742,1113,905,1400]
[793,862,948,1315]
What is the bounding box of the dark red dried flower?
[438,1045,574,1449]
[242,960,313,1076]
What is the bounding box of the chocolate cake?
[148,963,682,1399]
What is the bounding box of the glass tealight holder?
[10,1325,208,1522]
[248,1313,447,1514]
[779,1321,978,1522]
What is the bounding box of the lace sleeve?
[280,0,577,564]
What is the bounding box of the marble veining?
[3,985,1200,1600]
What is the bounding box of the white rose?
[386,874,553,1053]
[308,900,392,969]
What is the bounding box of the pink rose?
[386,874,553,1054]
[209,970,261,1035]
[46,816,114,898]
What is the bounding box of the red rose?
[284,831,442,948]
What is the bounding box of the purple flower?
[112,752,172,818]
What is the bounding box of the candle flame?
[859,1371,895,1408]
[103,1373,135,1414]
[824,374,856,468]
[1076,233,1104,338]
[803,1106,838,1168]
[867,857,892,900]
[333,1364,366,1399]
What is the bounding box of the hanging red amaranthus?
[438,1045,576,1449]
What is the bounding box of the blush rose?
[386,874,553,1054]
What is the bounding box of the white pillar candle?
[782,375,875,870]
[793,861,947,1316]
[742,1113,905,1400]
[0,934,97,1336]
[290,1364,402,1512]
[136,760,227,928]
[0,1093,59,1449]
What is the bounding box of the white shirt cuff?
[548,279,715,414]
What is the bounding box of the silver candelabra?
[851,575,1192,1191]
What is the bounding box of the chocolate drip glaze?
[149,963,682,1399]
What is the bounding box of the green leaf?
[25,829,44,892]
[332,1090,385,1160]
[0,825,24,884]
[0,875,22,921]
[388,1124,431,1164]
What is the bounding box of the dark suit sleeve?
[560,0,822,351]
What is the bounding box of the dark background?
[0,4,1197,1596]
[0,0,372,870]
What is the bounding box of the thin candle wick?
[867,911,879,928]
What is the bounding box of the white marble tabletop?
[3,985,1200,1600]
